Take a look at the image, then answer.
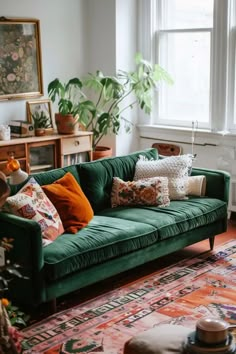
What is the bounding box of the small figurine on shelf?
[6,156,28,186]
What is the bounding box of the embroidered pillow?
[111,176,170,208]
[42,172,94,234]
[134,155,193,200]
[3,177,64,245]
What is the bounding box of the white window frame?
[138,0,236,134]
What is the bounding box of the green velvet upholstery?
[0,148,230,307]
[43,216,157,281]
[78,148,158,212]
[98,198,227,239]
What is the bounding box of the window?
[139,0,236,132]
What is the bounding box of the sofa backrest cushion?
[9,165,80,197]
[77,148,158,213]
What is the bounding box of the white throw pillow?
[187,175,206,196]
[134,155,193,200]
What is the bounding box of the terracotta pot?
[55,113,79,134]
[44,128,54,135]
[196,317,236,344]
[92,146,112,160]
[35,128,45,137]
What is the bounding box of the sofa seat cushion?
[98,197,227,240]
[43,215,157,282]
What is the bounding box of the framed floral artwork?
[26,99,54,133]
[0,17,43,100]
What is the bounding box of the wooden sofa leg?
[209,236,215,250]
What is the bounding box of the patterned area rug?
[21,240,236,353]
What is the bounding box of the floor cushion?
[123,324,192,354]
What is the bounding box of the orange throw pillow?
[42,172,94,234]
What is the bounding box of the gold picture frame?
[0,17,43,100]
[26,99,54,134]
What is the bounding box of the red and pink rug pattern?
[21,240,236,353]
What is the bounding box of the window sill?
[137,124,236,146]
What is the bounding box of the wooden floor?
[29,219,236,323]
[179,218,236,255]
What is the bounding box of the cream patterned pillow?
[111,176,170,207]
[134,155,193,200]
[3,177,64,245]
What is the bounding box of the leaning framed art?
[0,17,43,100]
[26,99,54,134]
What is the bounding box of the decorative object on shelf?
[0,125,10,141]
[6,156,28,185]
[9,121,34,138]
[48,78,85,134]
[26,99,54,136]
[79,53,173,153]
[0,17,43,101]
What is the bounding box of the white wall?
[0,0,139,156]
[115,0,139,156]
[0,0,87,124]
[85,0,116,153]
[86,0,139,156]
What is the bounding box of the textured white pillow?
[134,155,193,200]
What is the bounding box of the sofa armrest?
[191,167,230,205]
[0,212,44,279]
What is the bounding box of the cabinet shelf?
[30,164,54,172]
[0,131,93,175]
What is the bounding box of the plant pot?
[92,146,112,160]
[35,128,45,137]
[55,113,79,134]
[44,128,54,135]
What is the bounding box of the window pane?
[159,32,211,123]
[161,0,213,29]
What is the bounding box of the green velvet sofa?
[0,148,230,308]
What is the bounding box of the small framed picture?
[26,99,55,134]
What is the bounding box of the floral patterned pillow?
[111,177,170,208]
[3,177,64,246]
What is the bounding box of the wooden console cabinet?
[0,131,93,176]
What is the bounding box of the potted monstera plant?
[78,53,173,159]
[48,78,85,134]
